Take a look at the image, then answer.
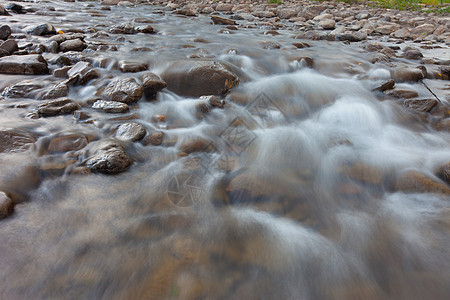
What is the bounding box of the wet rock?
[403,99,438,113]
[73,110,90,121]
[26,23,56,36]
[335,31,367,42]
[341,162,384,185]
[403,49,423,60]
[320,19,335,30]
[118,60,148,73]
[0,54,49,75]
[0,25,12,41]
[48,134,88,153]
[137,25,155,34]
[142,131,164,146]
[66,61,99,85]
[6,3,25,14]
[0,40,18,54]
[201,95,225,108]
[110,23,135,34]
[195,101,210,115]
[260,41,281,49]
[278,8,297,19]
[0,48,9,57]
[216,4,233,11]
[0,5,10,16]
[41,83,69,100]
[59,38,87,52]
[0,191,14,219]
[53,66,71,78]
[292,42,310,49]
[173,9,197,17]
[115,122,146,142]
[92,100,129,113]
[46,40,59,53]
[141,72,167,98]
[85,142,132,174]
[1,81,43,98]
[101,77,143,104]
[179,138,211,154]
[211,15,237,26]
[393,170,450,195]
[37,98,80,117]
[0,129,36,153]
[372,80,395,92]
[160,60,239,97]
[436,162,450,185]
[391,67,426,82]
[386,89,418,99]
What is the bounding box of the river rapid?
[0,1,449,299]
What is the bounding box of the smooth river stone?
[92,100,129,113]
[0,191,14,219]
[101,77,143,104]
[86,142,132,174]
[0,129,36,153]
[115,122,146,142]
[0,54,49,75]
[37,98,80,117]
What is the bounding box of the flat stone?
[0,39,18,54]
[142,131,164,146]
[403,98,438,113]
[372,80,395,92]
[0,191,14,219]
[60,38,86,52]
[118,60,148,73]
[0,5,11,16]
[141,72,167,98]
[66,61,98,85]
[53,66,71,77]
[391,67,426,82]
[92,100,129,113]
[0,129,36,153]
[41,83,69,99]
[1,81,43,98]
[48,134,88,153]
[110,23,135,34]
[0,25,12,40]
[211,15,237,25]
[411,24,435,37]
[393,170,450,195]
[37,98,80,117]
[101,77,143,104]
[115,122,146,142]
[335,31,367,42]
[137,25,155,34]
[0,54,49,75]
[386,89,418,99]
[85,142,132,174]
[320,19,335,30]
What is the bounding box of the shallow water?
[0,1,449,299]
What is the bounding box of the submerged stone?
[86,142,132,174]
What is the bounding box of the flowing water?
[0,1,449,299]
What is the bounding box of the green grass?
[268,0,284,4]
[309,0,449,12]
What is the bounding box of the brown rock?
[0,39,18,54]
[160,60,239,97]
[41,83,69,99]
[37,98,80,117]
[101,77,143,104]
[403,99,438,113]
[66,61,99,85]
[141,72,167,98]
[118,60,148,73]
[200,95,225,108]
[391,67,426,82]
[59,38,87,52]
[1,81,43,98]
[179,138,212,154]
[386,89,418,99]
[0,54,49,75]
[85,142,132,174]
[0,129,36,153]
[372,80,395,92]
[436,162,450,185]
[48,134,88,153]
[92,100,129,113]
[0,191,14,219]
[393,170,450,195]
[142,131,164,146]
[115,122,146,142]
[211,15,237,26]
[0,25,11,40]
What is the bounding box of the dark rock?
[6,3,25,14]
[59,38,87,52]
[372,80,395,92]
[0,40,18,54]
[211,15,237,25]
[141,72,167,98]
[66,61,99,85]
[48,134,88,153]
[53,66,71,77]
[160,60,239,97]
[179,138,212,154]
[101,77,143,104]
[45,40,59,53]
[0,5,11,16]
[260,41,281,49]
[37,98,80,117]
[335,31,367,42]
[0,129,36,153]
[73,110,91,121]
[118,60,148,73]
[393,170,450,195]
[403,49,423,60]
[115,122,146,142]
[0,54,49,75]
[92,100,129,113]
[137,25,155,34]
[196,101,210,114]
[386,89,418,99]
[1,81,43,98]
[174,9,197,17]
[41,83,69,99]
[403,99,438,113]
[0,191,14,219]
[0,48,9,57]
[85,142,132,174]
[0,25,11,40]
[436,162,450,185]
[142,131,164,146]
[110,23,135,34]
[26,23,56,36]
[292,42,310,49]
